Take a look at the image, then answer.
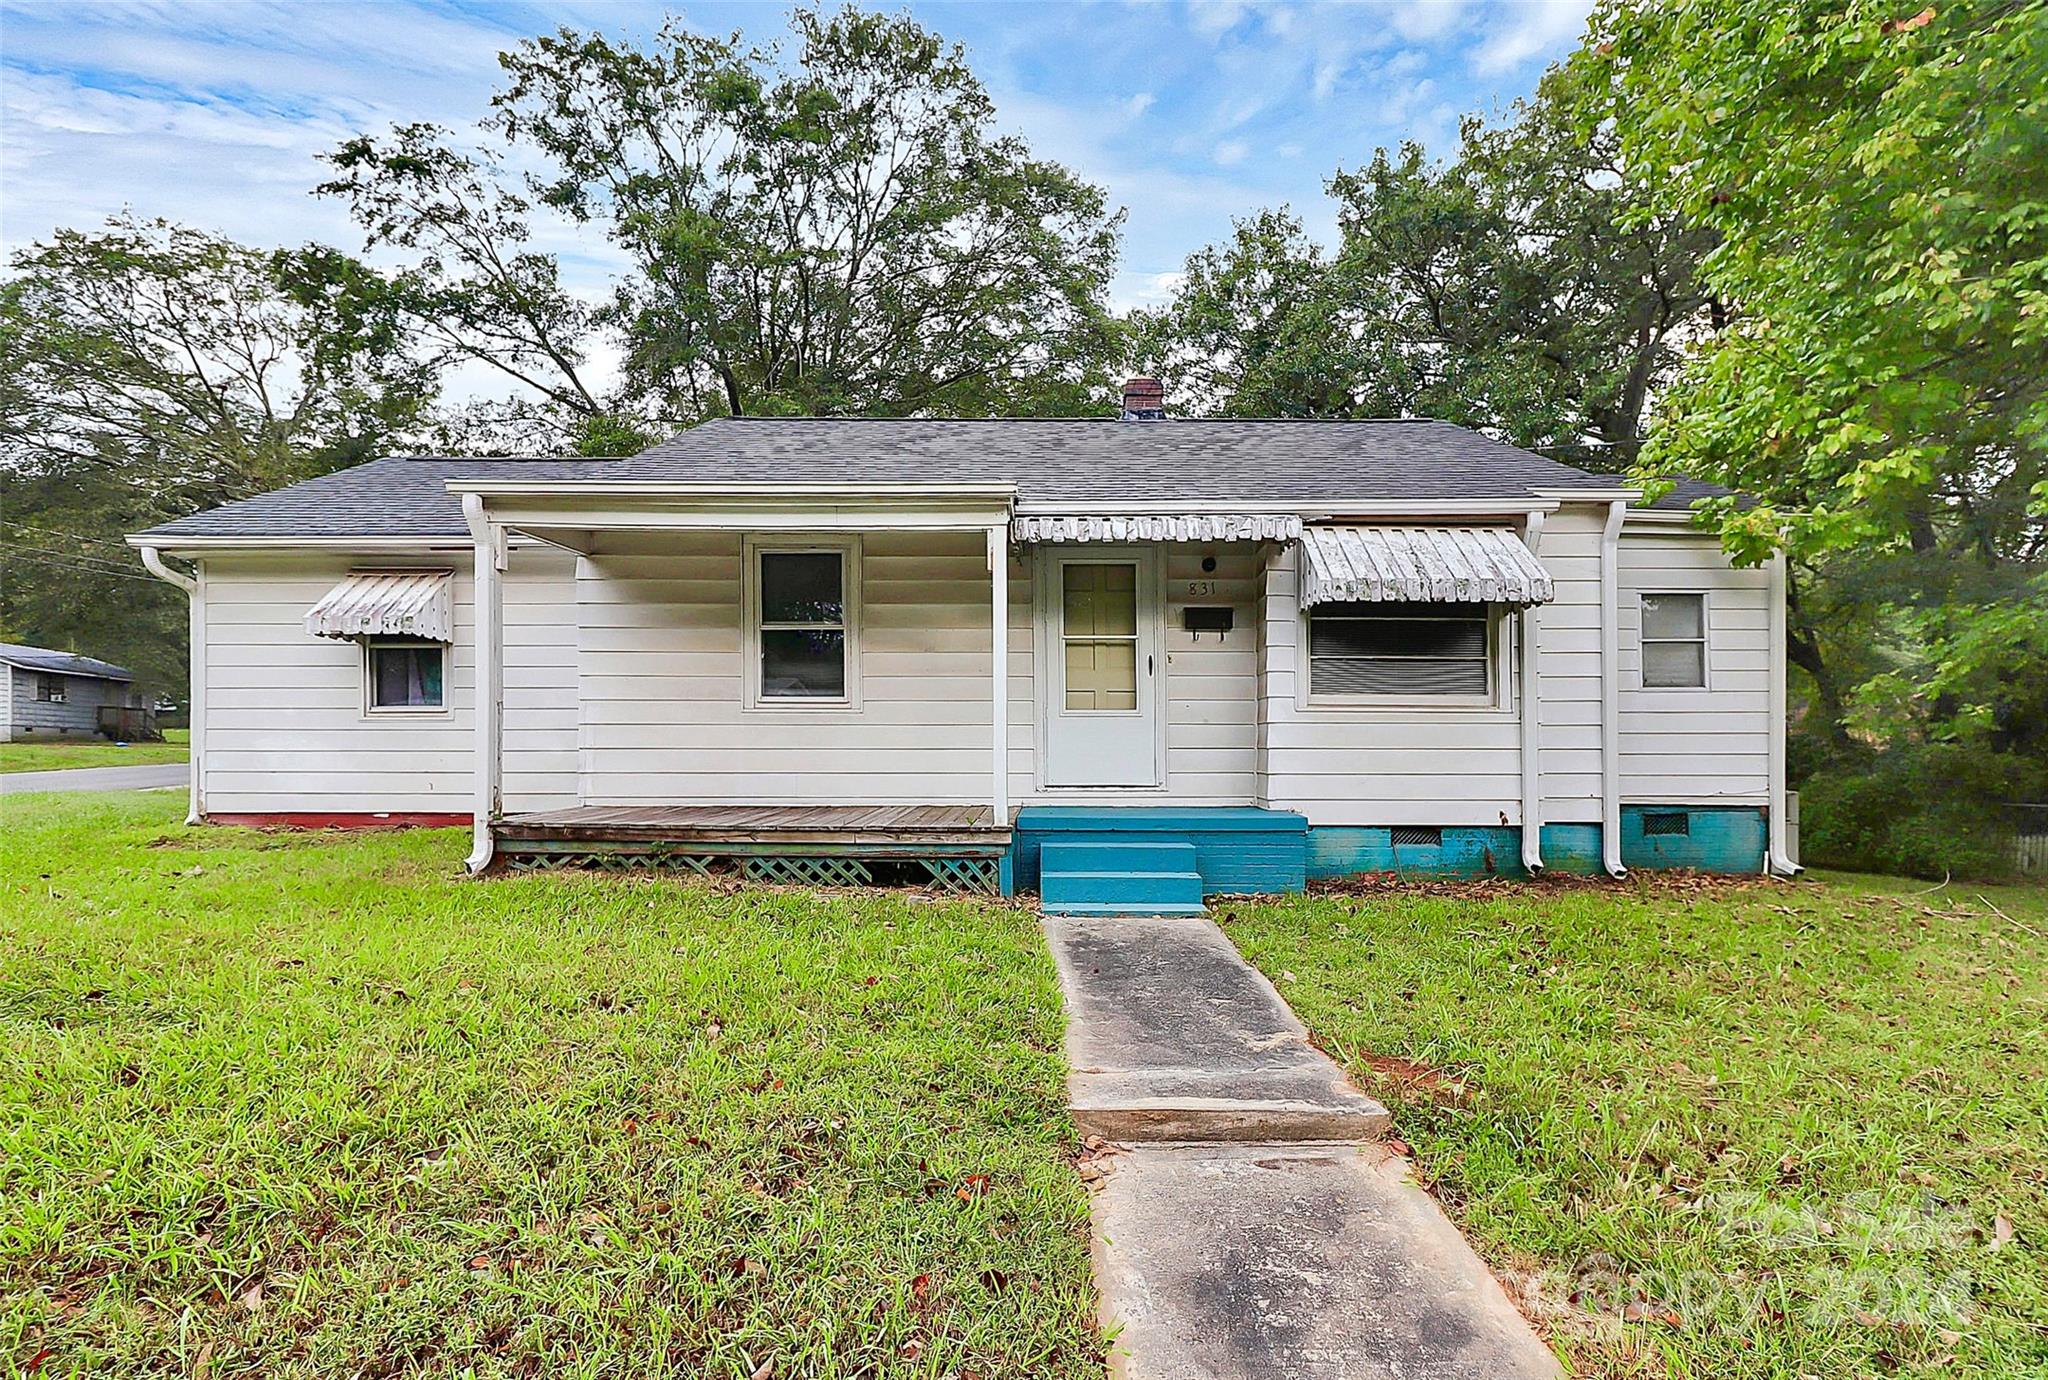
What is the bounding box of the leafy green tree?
[1581,0,2048,751]
[317,125,644,454]
[1137,62,1713,465]
[326,8,1124,428]
[0,216,437,694]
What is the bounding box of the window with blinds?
[1308,601,1492,698]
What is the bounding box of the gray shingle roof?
[622,418,1620,504]
[0,643,132,681]
[134,419,1628,541]
[136,457,615,539]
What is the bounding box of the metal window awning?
[1298,526,1553,607]
[1012,514,1302,544]
[305,569,455,641]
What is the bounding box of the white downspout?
[1599,500,1629,878]
[988,524,1010,827]
[138,546,203,826]
[1766,551,1805,876]
[463,494,503,875]
[1519,511,1546,875]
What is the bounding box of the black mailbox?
[1182,606,1234,634]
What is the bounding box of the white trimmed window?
[1308,601,1493,699]
[1641,593,1707,688]
[365,641,445,711]
[748,540,858,705]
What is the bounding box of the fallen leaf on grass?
[24,1347,54,1373]
[1623,1298,1682,1327]
[1992,1215,2015,1250]
[238,1282,264,1313]
[749,1362,773,1380]
[956,1173,991,1202]
[910,1273,932,1303]
[468,1254,494,1271]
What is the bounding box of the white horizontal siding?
[1618,532,1770,803]
[577,530,1002,806]
[1535,508,1607,821]
[1258,542,1528,826]
[196,549,577,815]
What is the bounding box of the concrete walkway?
[1044,914,1559,1380]
[0,763,188,795]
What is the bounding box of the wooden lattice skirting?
[499,846,1002,896]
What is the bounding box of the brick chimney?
[1120,376,1166,421]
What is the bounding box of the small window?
[36,675,67,704]
[1309,602,1491,698]
[1641,593,1707,688]
[366,642,445,711]
[756,548,849,701]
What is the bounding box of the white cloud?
[1471,0,1592,75]
[1188,1,1249,37]
[1125,91,1157,118]
[1213,138,1250,167]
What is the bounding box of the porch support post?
[1598,499,1628,878]
[1518,511,1545,875]
[988,524,1009,825]
[464,494,505,875]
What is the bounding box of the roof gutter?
[136,546,203,826]
[444,480,1020,500]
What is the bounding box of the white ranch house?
[131,384,1800,907]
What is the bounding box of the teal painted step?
[1041,869,1205,913]
[1012,806,1308,895]
[1042,840,1199,874]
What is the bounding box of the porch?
[492,803,1013,895]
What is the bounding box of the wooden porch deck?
[490,804,1011,892]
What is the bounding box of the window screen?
[1308,602,1490,697]
[1641,593,1706,688]
[368,643,444,709]
[758,550,847,699]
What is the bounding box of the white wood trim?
[361,640,453,717]
[1294,604,1512,714]
[1637,589,1712,691]
[741,534,863,711]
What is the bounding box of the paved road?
[0,763,189,795]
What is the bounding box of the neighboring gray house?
[0,643,142,740]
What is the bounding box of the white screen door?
[1044,551,1160,787]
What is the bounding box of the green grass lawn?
[1,793,1099,1378]
[1220,872,2048,1379]
[0,728,188,773]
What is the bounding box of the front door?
[1043,550,1160,787]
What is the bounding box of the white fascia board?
[1532,488,1644,507]
[124,534,541,553]
[446,479,1018,502]
[1622,509,1714,528]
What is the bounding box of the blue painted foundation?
[1011,806,1307,896]
[1008,803,1766,892]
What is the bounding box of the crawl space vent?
[1642,811,1691,837]
[1390,826,1444,848]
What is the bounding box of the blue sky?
[1,0,1591,313]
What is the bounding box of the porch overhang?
[1297,525,1554,607]
[444,480,1018,542]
